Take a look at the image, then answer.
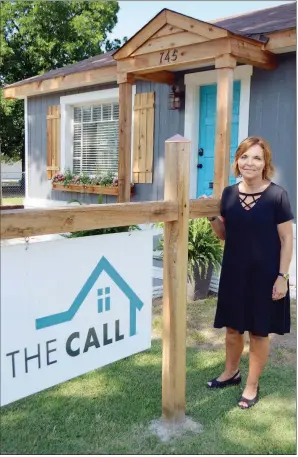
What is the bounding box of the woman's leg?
[208,327,244,384]
[239,333,270,407]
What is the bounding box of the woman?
[204,136,294,409]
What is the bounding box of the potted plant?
[157,218,223,300]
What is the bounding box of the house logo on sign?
[35,256,144,337]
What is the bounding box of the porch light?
[168,85,183,110]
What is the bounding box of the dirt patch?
[152,297,296,366]
[150,416,203,442]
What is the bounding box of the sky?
[108,0,294,41]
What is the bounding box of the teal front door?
[196,81,240,197]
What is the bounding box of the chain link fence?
[0,172,25,205]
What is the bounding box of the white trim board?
[184,65,253,199]
[24,97,29,198]
[60,87,136,181]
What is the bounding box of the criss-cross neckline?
[237,182,272,212]
[239,193,262,210]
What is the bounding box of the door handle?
[197,164,203,169]
[198,148,204,156]
[209,182,213,189]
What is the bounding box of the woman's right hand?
[198,194,214,200]
[198,194,224,223]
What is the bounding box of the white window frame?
[184,65,253,198]
[60,86,136,181]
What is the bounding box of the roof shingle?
[213,2,296,36]
[6,51,115,89]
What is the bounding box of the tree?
[0,0,125,163]
[0,93,24,162]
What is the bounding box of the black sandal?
[238,386,260,409]
[207,369,241,389]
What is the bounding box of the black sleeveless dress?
[214,182,294,336]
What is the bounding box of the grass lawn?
[1,298,296,454]
[1,197,24,205]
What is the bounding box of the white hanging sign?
[1,231,152,406]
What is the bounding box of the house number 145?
[159,49,178,65]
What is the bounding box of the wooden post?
[213,55,236,198]
[162,134,190,422]
[118,81,132,203]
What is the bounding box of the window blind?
[73,103,119,175]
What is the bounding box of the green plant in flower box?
[52,170,117,187]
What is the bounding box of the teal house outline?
[35,256,144,337]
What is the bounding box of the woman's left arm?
[272,221,293,300]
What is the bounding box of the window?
[60,88,135,181]
[72,102,119,176]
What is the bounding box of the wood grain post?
[118,81,132,203]
[213,55,236,198]
[162,134,190,422]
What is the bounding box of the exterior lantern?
[168,85,183,110]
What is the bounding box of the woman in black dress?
[204,136,294,409]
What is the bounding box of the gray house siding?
[248,52,296,220]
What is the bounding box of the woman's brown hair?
[232,136,275,179]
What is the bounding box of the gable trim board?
[60,86,136,183]
[131,31,210,57]
[184,65,253,199]
[113,8,230,60]
[4,65,117,100]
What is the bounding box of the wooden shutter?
[133,92,155,183]
[46,105,61,179]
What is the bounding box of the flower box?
[52,171,134,196]
[52,183,134,196]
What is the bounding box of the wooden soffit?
[3,65,117,100]
[114,9,278,82]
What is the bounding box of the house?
[3,2,296,292]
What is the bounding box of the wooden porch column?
[213,55,236,198]
[118,81,133,203]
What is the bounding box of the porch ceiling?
[114,8,277,83]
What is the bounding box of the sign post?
[162,135,190,422]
